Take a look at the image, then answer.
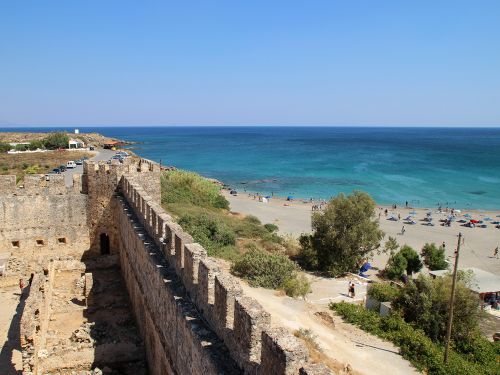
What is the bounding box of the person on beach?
[401,226,405,235]
[405,201,408,208]
[494,247,499,259]
[350,283,355,298]
[398,213,401,221]
[442,242,446,251]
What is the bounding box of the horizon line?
[1,124,500,129]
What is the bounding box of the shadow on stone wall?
[79,256,149,374]
[0,285,29,375]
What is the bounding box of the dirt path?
[240,282,419,375]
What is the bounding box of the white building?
[68,138,85,149]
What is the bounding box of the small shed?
[68,138,85,149]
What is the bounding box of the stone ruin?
[0,157,333,374]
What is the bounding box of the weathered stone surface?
[4,157,325,375]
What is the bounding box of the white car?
[66,161,77,169]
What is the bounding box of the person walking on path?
[494,246,499,259]
[350,282,356,298]
[401,226,405,235]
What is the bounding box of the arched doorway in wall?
[100,233,110,255]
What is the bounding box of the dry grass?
[294,328,359,375]
[0,150,95,181]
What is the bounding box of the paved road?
[64,148,116,186]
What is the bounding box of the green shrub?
[384,245,423,279]
[283,274,311,298]
[24,165,40,174]
[385,251,407,280]
[231,248,297,289]
[0,142,11,153]
[15,144,28,151]
[367,282,400,302]
[161,170,229,210]
[27,140,44,150]
[43,132,69,149]
[178,213,236,252]
[399,245,423,276]
[244,215,261,225]
[230,215,280,243]
[393,275,480,344]
[297,234,318,270]
[264,223,279,233]
[421,243,448,271]
[330,302,494,375]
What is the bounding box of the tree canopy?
[392,274,480,344]
[299,191,384,276]
[384,244,423,279]
[421,242,448,270]
[43,132,69,150]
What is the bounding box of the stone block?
[214,274,243,331]
[260,327,308,375]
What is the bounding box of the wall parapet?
[0,174,83,195]
[120,174,330,374]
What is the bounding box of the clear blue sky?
[1,1,499,126]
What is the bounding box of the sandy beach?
[223,191,500,275]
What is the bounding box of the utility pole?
[444,232,462,363]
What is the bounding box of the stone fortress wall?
[0,173,89,258]
[1,157,332,375]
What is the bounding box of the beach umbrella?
[464,213,472,218]
[496,215,500,218]
[484,217,492,221]
[455,209,461,213]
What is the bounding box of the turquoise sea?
[5,127,500,210]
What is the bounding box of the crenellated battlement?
[120,174,332,374]
[0,173,82,195]
[3,154,333,375]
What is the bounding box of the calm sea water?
[5,127,500,210]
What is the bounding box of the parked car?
[59,165,67,172]
[66,161,77,168]
[51,168,61,174]
[75,159,83,165]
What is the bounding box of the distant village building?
[68,138,85,149]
